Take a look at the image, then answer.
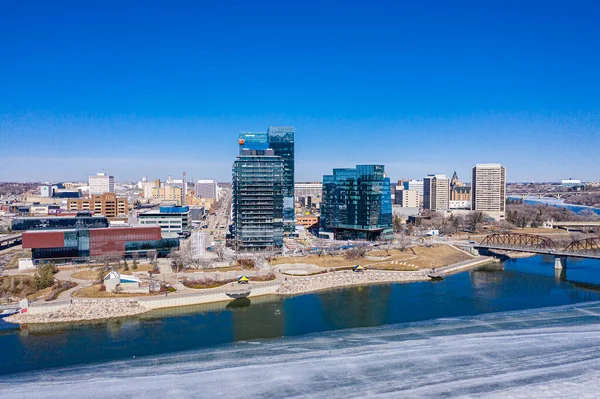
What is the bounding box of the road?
[201,188,232,245]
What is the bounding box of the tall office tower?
[471,163,506,218]
[232,148,284,251]
[267,126,295,234]
[89,172,115,195]
[423,174,450,211]
[320,165,393,241]
[195,180,218,199]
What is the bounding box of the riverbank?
[277,270,428,295]
[5,300,148,324]
[5,256,495,325]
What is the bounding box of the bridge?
[0,234,22,249]
[545,221,600,231]
[508,192,599,200]
[474,233,600,269]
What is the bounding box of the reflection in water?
[226,298,251,309]
[2,255,600,376]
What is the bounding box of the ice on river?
[3,302,600,398]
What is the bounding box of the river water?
[508,195,600,215]
[2,255,600,397]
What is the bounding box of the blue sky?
[1,1,599,183]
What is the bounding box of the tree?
[466,211,485,232]
[213,243,226,261]
[392,215,402,233]
[33,263,57,291]
[147,250,158,266]
[397,230,411,252]
[344,247,366,260]
[123,259,129,272]
[168,249,185,273]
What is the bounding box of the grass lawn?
[71,264,155,281]
[271,255,357,268]
[71,269,100,280]
[272,245,472,271]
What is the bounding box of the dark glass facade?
[232,151,284,251]
[11,215,109,231]
[267,126,295,234]
[321,165,393,241]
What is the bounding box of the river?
[2,255,600,397]
[508,195,600,215]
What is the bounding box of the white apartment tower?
[471,163,506,218]
[423,174,450,211]
[89,172,114,195]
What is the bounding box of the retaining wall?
[138,282,281,310]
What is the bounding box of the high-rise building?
[267,126,295,233]
[67,193,128,219]
[232,148,284,251]
[195,180,218,199]
[471,163,506,218]
[321,165,393,241]
[239,128,295,234]
[423,174,450,211]
[89,173,114,195]
[396,189,419,208]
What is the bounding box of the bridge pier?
[554,256,567,270]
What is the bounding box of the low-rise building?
[67,193,128,219]
[22,225,179,260]
[139,206,190,234]
[296,216,319,229]
[449,200,471,209]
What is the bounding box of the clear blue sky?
[1,1,599,183]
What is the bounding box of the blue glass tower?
[267,126,295,234]
[321,165,393,241]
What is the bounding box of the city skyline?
[2,2,600,182]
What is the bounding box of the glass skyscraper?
[232,148,284,251]
[238,127,295,235]
[321,165,393,241]
[266,126,295,234]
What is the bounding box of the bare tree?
[397,230,411,252]
[213,243,226,261]
[147,250,158,266]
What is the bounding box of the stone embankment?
[6,301,148,324]
[277,270,428,295]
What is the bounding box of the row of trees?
[505,203,599,228]
[392,202,599,235]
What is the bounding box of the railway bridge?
[474,233,600,269]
